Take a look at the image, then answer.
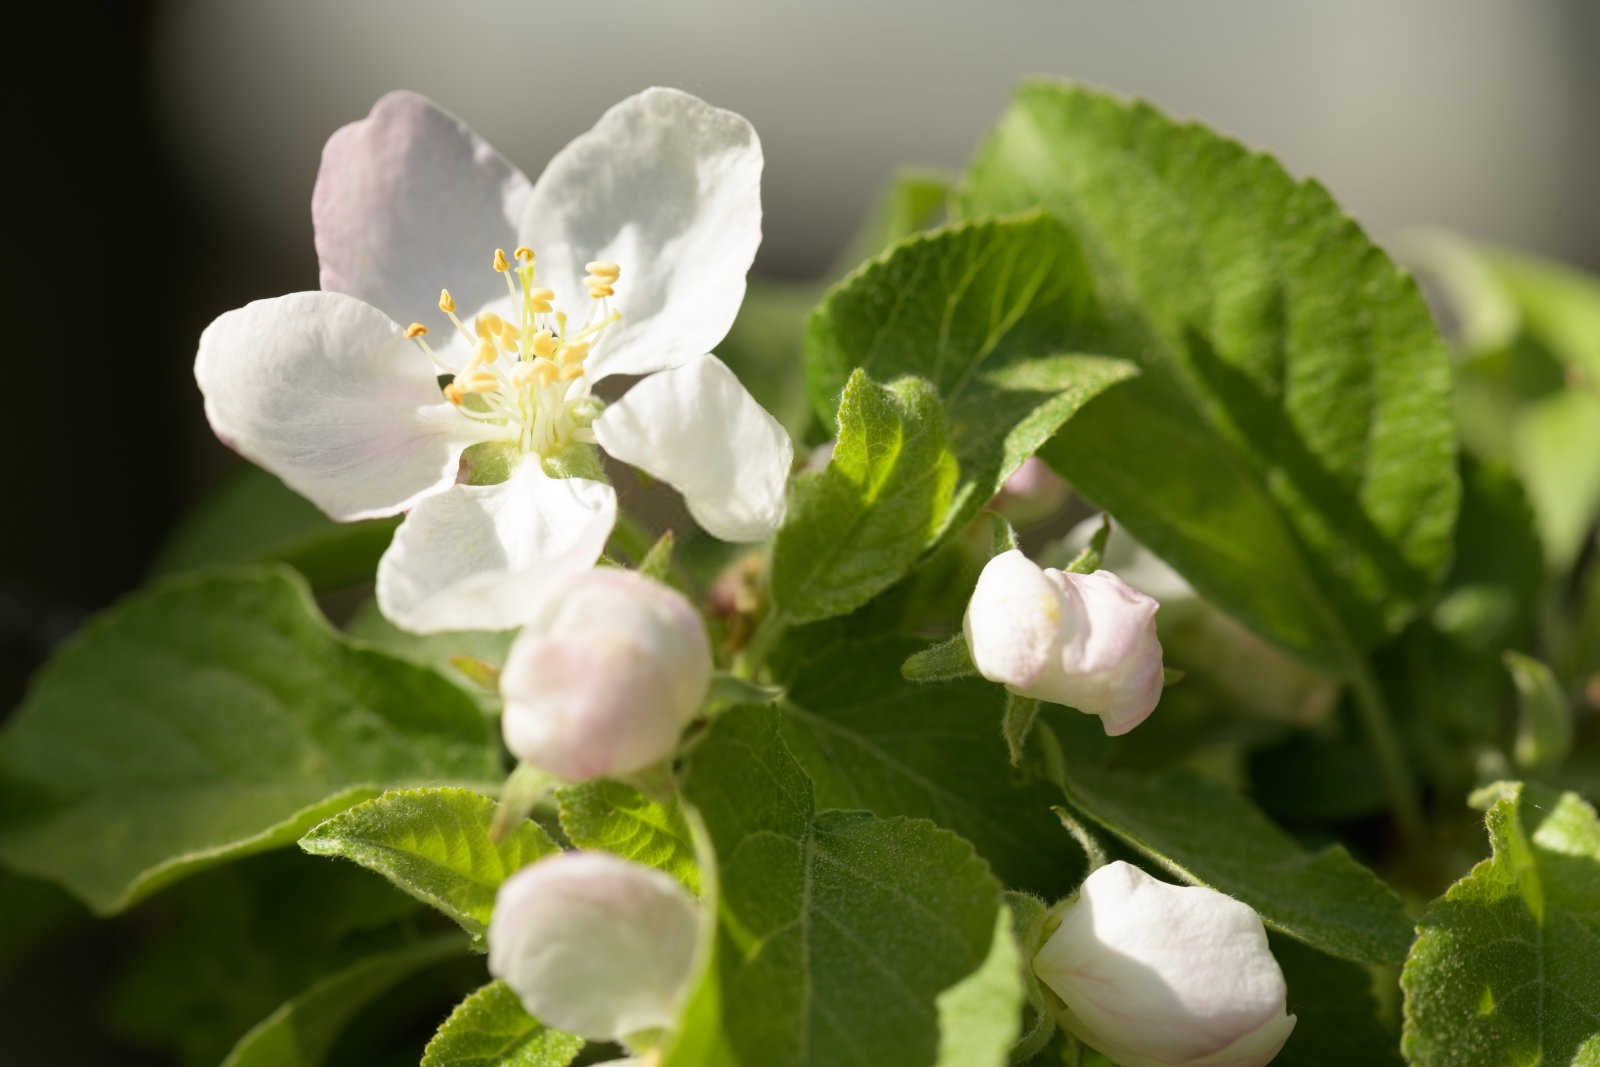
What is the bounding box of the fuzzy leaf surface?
[421,981,583,1067]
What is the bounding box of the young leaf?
[421,981,583,1067]
[807,213,1137,540]
[556,779,700,893]
[1045,749,1413,966]
[771,370,959,622]
[676,707,1023,1067]
[1001,694,1040,766]
[1504,651,1574,771]
[901,633,977,682]
[777,636,1083,894]
[1402,782,1600,1064]
[299,787,558,940]
[962,82,1459,668]
[0,568,501,914]
[219,934,466,1067]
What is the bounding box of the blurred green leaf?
[1505,652,1574,772]
[421,981,583,1067]
[0,567,500,913]
[1271,935,1402,1066]
[556,779,700,893]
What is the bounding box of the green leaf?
[637,529,677,582]
[1402,782,1600,1065]
[1001,694,1040,766]
[1430,457,1544,651]
[1512,389,1600,572]
[771,370,959,622]
[1062,516,1110,574]
[345,599,515,708]
[900,633,977,682]
[806,213,1137,541]
[675,706,1023,1067]
[776,636,1083,895]
[219,934,466,1067]
[299,787,557,941]
[556,779,700,893]
[0,567,501,914]
[421,981,583,1067]
[1505,652,1574,772]
[961,82,1459,666]
[153,464,397,590]
[1004,892,1058,1063]
[1046,749,1413,966]
[1271,935,1402,1067]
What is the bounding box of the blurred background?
[3,3,1599,1062]
[6,0,1600,711]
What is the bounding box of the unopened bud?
[963,549,1163,735]
[488,851,699,1042]
[1034,861,1295,1067]
[499,569,712,780]
[989,456,1069,525]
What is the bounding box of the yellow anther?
[585,260,621,280]
[560,362,585,381]
[514,360,558,387]
[514,246,535,263]
[586,282,615,299]
[560,341,589,365]
[527,287,554,313]
[472,340,498,368]
[512,362,538,387]
[493,248,510,272]
[498,319,521,345]
[403,322,428,339]
[444,382,466,405]
[530,329,558,359]
[475,312,506,340]
[438,289,456,313]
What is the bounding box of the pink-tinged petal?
[488,852,699,1042]
[593,355,791,541]
[374,462,616,633]
[195,291,491,521]
[313,90,533,330]
[517,88,762,380]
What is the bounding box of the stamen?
[584,260,620,299]
[514,246,535,263]
[528,287,555,314]
[559,341,589,365]
[475,312,507,341]
[404,323,428,339]
[530,329,558,359]
[560,362,585,380]
[471,340,498,368]
[444,382,466,405]
[493,248,511,273]
[438,290,456,314]
[462,370,500,394]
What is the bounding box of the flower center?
[403,247,621,457]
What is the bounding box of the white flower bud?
[499,568,712,780]
[488,851,700,1043]
[990,456,1070,524]
[962,549,1163,735]
[1034,862,1295,1067]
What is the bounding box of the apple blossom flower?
[488,851,699,1043]
[195,88,792,632]
[498,568,711,781]
[1034,861,1296,1067]
[963,549,1164,734]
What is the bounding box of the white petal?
[963,550,1074,693]
[195,291,490,521]
[517,88,762,380]
[594,355,792,541]
[375,461,616,633]
[488,852,699,1042]
[313,90,533,330]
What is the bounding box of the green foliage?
[1046,750,1413,966]
[219,934,466,1067]
[556,779,700,893]
[1402,782,1600,1065]
[772,370,959,621]
[345,600,515,708]
[153,464,398,590]
[1505,652,1574,771]
[674,706,1024,1067]
[807,214,1137,540]
[775,636,1082,895]
[0,568,500,913]
[421,982,583,1067]
[1271,935,1403,1067]
[961,81,1459,667]
[300,788,558,941]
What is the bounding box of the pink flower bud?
[1034,862,1295,1067]
[499,569,712,780]
[488,852,700,1042]
[962,549,1163,734]
[990,456,1070,524]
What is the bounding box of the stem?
[1347,657,1424,840]
[736,609,788,679]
